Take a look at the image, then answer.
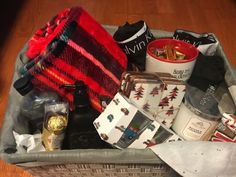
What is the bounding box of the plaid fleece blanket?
[23,7,127,112]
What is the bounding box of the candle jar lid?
[184,93,221,121]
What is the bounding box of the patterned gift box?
[120,72,186,128]
[120,72,164,119]
[155,73,186,128]
[94,92,182,149]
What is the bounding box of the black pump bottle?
[62,81,111,149]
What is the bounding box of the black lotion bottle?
[62,81,111,149]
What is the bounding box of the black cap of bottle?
[59,81,90,109]
[13,75,33,96]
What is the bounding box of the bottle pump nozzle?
[60,81,90,109]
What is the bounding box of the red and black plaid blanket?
[23,7,127,112]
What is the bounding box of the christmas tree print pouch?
[14,7,127,112]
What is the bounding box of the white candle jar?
[172,94,221,141]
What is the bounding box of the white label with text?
[182,116,211,140]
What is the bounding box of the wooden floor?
[0,0,236,176]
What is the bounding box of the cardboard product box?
[210,123,236,143]
[94,92,182,149]
[129,121,182,149]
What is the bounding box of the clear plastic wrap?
[13,90,61,134]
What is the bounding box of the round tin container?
[146,39,199,81]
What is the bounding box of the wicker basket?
[0,26,235,177]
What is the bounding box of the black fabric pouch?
[113,21,155,71]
